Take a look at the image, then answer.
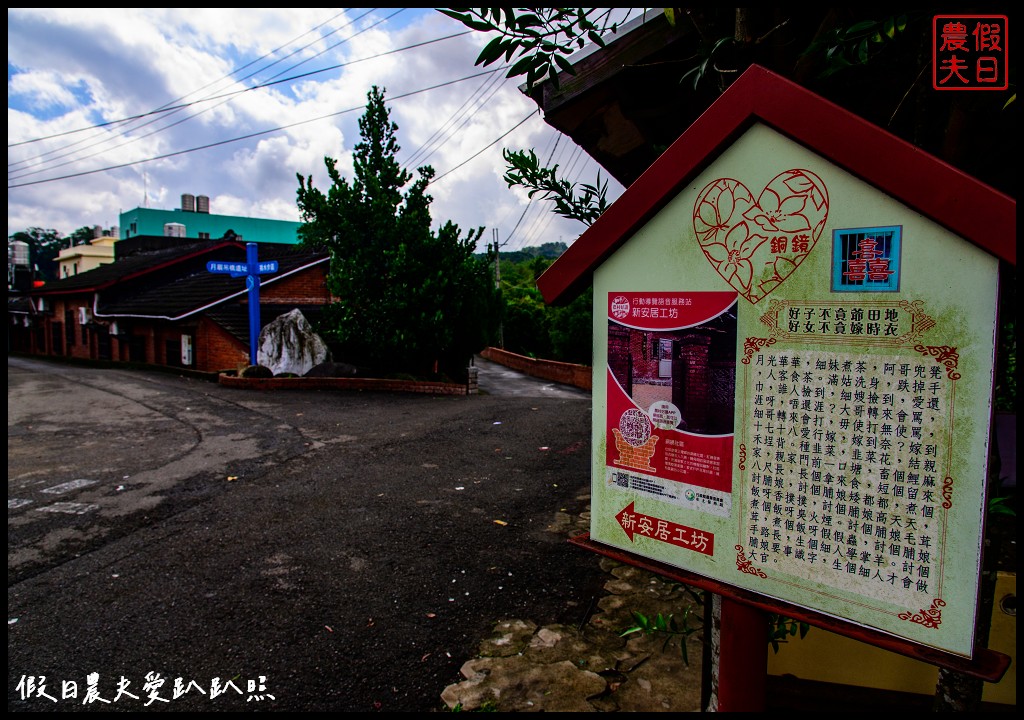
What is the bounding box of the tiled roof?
[32,242,214,293]
[96,244,327,319]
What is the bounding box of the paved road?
[473,355,590,399]
[8,355,600,712]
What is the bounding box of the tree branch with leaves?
[502,148,610,227]
[438,7,629,89]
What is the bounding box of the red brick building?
[9,239,330,373]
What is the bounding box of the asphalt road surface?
[8,355,601,712]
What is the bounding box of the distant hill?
[475,241,568,264]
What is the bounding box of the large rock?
[257,309,330,377]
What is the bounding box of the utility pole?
[493,228,501,289]
[493,228,504,349]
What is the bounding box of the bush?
[240,364,273,378]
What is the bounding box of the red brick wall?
[628,329,681,385]
[480,347,592,391]
[142,328,156,364]
[259,265,330,304]
[608,324,632,390]
[197,318,250,372]
[676,334,711,433]
[611,429,658,472]
[51,297,93,360]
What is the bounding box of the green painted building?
[119,194,301,244]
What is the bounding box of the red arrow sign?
[615,502,715,556]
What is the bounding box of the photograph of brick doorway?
[608,301,737,436]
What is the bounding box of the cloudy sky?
[7,8,645,253]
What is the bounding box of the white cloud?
[7,8,624,250]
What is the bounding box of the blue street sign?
[206,243,278,365]
[206,261,248,274]
[206,260,277,275]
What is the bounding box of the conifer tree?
[296,86,497,377]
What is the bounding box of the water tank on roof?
[164,222,186,238]
[182,193,196,212]
[9,240,30,266]
[196,195,210,214]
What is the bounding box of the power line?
[429,109,537,184]
[8,10,617,244]
[8,8,377,150]
[9,69,506,189]
[10,24,474,182]
[401,72,510,170]
[9,12,405,182]
[8,9,387,179]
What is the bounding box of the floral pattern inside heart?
[692,170,829,304]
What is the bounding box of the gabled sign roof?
[538,64,1016,305]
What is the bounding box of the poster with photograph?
[605,291,737,517]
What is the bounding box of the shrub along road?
[8,355,601,712]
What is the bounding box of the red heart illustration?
[692,170,829,304]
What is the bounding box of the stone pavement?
[440,507,705,712]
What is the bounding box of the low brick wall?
[480,347,592,391]
[219,374,472,395]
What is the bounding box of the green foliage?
[68,226,97,246]
[680,36,737,91]
[548,287,592,365]
[766,613,810,654]
[503,148,610,226]
[622,586,811,662]
[438,8,626,90]
[488,249,592,365]
[495,241,567,265]
[802,15,909,78]
[621,605,704,666]
[447,699,498,712]
[296,86,498,378]
[500,284,551,358]
[988,495,1016,517]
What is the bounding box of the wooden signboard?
[539,66,1014,665]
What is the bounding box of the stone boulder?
[257,309,331,377]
